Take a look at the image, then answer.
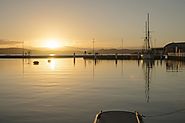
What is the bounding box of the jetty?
[83,54,164,60]
[0,54,84,58]
[167,53,185,61]
[83,54,140,60]
[0,53,166,60]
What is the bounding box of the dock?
[83,54,164,60]
[83,54,140,60]
[0,54,165,60]
[167,53,185,61]
[0,54,84,58]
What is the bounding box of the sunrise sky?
[0,0,185,49]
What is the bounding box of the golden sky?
[0,0,185,49]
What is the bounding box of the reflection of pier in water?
[166,60,185,72]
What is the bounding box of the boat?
[141,13,154,60]
[33,61,39,65]
[93,111,143,123]
[48,60,51,63]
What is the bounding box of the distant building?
[164,42,185,54]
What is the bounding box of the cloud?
[0,40,23,45]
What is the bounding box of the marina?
[0,58,185,123]
[0,1,185,123]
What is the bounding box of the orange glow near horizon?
[38,38,64,49]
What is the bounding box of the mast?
[121,38,123,54]
[142,13,154,59]
[145,21,148,50]
[147,13,150,49]
[22,41,24,56]
[92,38,95,55]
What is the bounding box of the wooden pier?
[83,54,140,60]
[0,54,165,60]
[0,54,83,58]
[83,54,164,60]
[167,53,185,61]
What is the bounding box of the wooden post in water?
[115,53,118,59]
[73,53,76,66]
[73,52,76,58]
[137,52,140,60]
[115,53,118,65]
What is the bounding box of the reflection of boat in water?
[142,60,154,103]
[93,111,143,123]
[141,13,154,60]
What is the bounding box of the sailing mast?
[144,13,151,51]
[147,13,150,49]
[142,13,154,59]
[145,21,148,50]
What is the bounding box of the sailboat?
[141,13,154,59]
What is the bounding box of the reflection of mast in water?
[73,57,76,67]
[84,59,87,68]
[92,59,99,80]
[93,60,95,80]
[22,58,25,75]
[143,60,154,103]
[166,61,184,72]
[73,53,76,67]
[22,57,32,75]
[115,59,117,67]
[121,60,123,75]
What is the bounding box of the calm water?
[0,58,185,123]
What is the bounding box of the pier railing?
[168,53,185,60]
[168,53,185,57]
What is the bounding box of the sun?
[44,39,61,49]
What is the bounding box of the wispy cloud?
[0,40,23,45]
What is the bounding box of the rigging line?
[142,108,185,118]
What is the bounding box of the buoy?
[33,61,39,65]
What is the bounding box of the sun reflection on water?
[48,59,57,70]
